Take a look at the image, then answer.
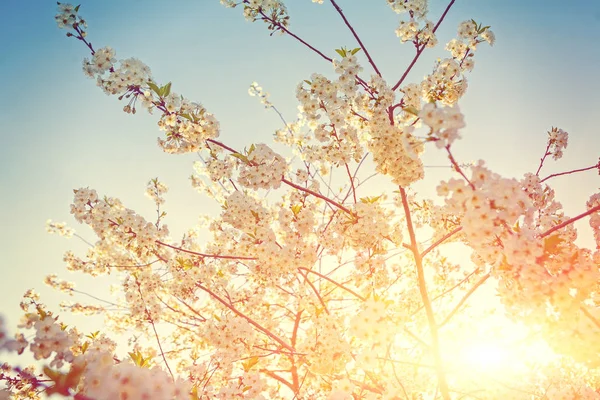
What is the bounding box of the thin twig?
[540,161,600,183]
[437,273,491,328]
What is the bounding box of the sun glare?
[462,342,509,369]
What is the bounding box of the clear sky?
[0,0,599,336]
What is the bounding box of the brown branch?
[298,267,365,301]
[196,283,295,353]
[329,0,382,76]
[421,227,462,258]
[156,240,256,260]
[540,204,600,238]
[446,145,475,190]
[257,9,332,63]
[282,178,353,215]
[391,0,456,91]
[399,187,450,400]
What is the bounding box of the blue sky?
[0,0,599,335]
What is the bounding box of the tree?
[1,1,600,399]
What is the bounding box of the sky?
[0,0,599,343]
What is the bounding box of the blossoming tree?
[1,1,600,399]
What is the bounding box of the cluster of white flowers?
[45,219,74,238]
[237,143,287,190]
[396,19,437,47]
[339,202,400,251]
[70,188,169,260]
[248,81,272,108]
[386,0,429,19]
[349,297,393,343]
[157,98,221,154]
[12,312,78,369]
[297,313,351,375]
[547,126,569,160]
[295,65,365,167]
[55,2,85,30]
[367,108,425,186]
[419,103,465,148]
[145,178,168,206]
[80,350,191,400]
[457,20,495,46]
[82,46,116,77]
[587,193,600,248]
[56,3,220,155]
[222,0,289,33]
[195,156,236,182]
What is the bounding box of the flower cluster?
[419,103,465,148]
[145,177,168,206]
[222,0,289,34]
[55,2,86,30]
[45,219,74,238]
[248,81,272,108]
[386,0,429,19]
[79,350,191,400]
[547,126,569,160]
[70,188,169,260]
[396,19,437,48]
[588,193,600,248]
[237,143,287,190]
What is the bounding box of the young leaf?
[147,81,161,96]
[335,48,346,57]
[163,82,172,97]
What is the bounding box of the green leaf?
[350,47,361,55]
[359,195,382,204]
[248,143,256,154]
[231,153,249,163]
[147,81,161,96]
[335,48,346,57]
[403,105,420,116]
[74,4,80,12]
[304,80,312,85]
[162,82,172,97]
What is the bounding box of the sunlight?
[462,341,509,369]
